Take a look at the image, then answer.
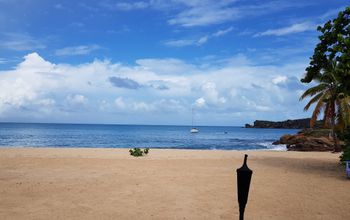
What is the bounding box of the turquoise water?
[0,123,298,150]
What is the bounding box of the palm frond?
[299,83,328,101]
[338,97,350,128]
[302,60,350,130]
[310,98,325,127]
[303,92,324,111]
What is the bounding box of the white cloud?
[112,97,185,114]
[272,76,288,84]
[197,36,209,45]
[212,27,234,37]
[98,0,310,28]
[255,22,316,37]
[37,98,55,107]
[165,0,312,27]
[55,45,101,56]
[164,26,233,47]
[101,0,238,27]
[19,52,54,70]
[135,58,195,75]
[195,97,206,108]
[0,52,309,125]
[102,1,149,11]
[132,101,154,112]
[97,0,315,30]
[0,58,8,64]
[0,33,45,51]
[319,7,346,20]
[167,1,239,27]
[54,4,64,9]
[116,1,149,10]
[66,94,88,106]
[200,82,226,105]
[114,97,126,109]
[164,39,196,47]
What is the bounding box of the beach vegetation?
[129,148,150,157]
[340,128,350,163]
[300,7,350,153]
[301,7,350,91]
[300,61,350,151]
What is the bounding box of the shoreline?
[0,147,348,220]
[0,146,340,161]
[0,143,288,152]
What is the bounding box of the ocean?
[0,123,298,150]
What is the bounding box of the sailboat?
[190,108,199,133]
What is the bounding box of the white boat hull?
[190,128,199,133]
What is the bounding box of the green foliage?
[340,147,350,164]
[299,7,350,153]
[129,148,150,157]
[301,6,350,94]
[300,62,350,133]
[340,128,350,163]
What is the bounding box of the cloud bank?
[0,52,310,125]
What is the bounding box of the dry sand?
[0,147,349,220]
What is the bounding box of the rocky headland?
[245,118,339,151]
[245,118,316,129]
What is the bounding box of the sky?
[0,0,348,126]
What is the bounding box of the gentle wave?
[257,142,287,151]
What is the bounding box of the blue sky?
[0,0,348,125]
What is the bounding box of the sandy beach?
[0,148,349,220]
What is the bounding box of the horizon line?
[0,121,243,127]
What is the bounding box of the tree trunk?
[331,113,341,152]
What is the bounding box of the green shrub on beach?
[340,129,350,164]
[340,147,350,164]
[129,148,150,157]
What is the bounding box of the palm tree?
[300,62,350,152]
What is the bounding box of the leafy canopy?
[301,7,350,94]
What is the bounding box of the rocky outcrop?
[245,118,316,129]
[245,124,253,128]
[273,129,344,151]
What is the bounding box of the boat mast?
[192,108,195,128]
[192,108,194,127]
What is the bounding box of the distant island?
[245,118,316,129]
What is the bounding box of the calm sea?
[0,123,298,150]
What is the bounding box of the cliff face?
[245,118,311,129]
